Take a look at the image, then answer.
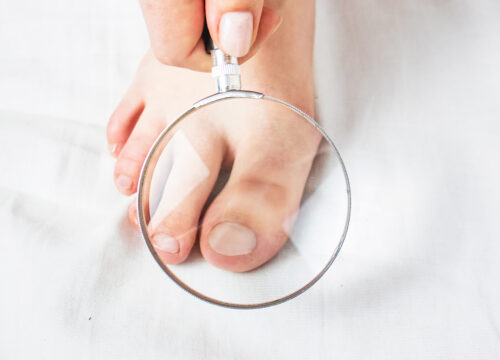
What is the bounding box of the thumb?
[205,0,282,58]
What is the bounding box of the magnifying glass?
[137,34,351,309]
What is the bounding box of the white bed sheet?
[0,0,499,359]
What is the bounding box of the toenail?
[131,214,138,228]
[116,175,133,191]
[153,234,179,254]
[108,143,118,156]
[209,222,257,256]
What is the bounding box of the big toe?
[200,181,292,272]
[200,135,320,272]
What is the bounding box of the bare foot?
[107,0,317,272]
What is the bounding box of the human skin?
[139,0,286,71]
[107,0,318,272]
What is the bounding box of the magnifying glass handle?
[202,25,241,93]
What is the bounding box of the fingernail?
[116,175,133,192]
[219,12,253,57]
[209,222,256,256]
[108,143,118,157]
[153,234,179,254]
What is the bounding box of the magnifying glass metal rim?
[137,89,352,309]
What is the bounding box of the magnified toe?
[147,129,224,264]
[198,108,321,272]
[200,178,303,273]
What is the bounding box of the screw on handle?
[202,25,241,92]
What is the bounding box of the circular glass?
[137,91,351,309]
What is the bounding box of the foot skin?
[108,1,317,272]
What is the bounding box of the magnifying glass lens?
[138,95,350,308]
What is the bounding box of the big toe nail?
[208,222,257,256]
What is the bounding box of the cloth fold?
[1,0,499,359]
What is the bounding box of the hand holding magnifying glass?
[139,0,283,71]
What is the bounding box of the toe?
[147,127,225,265]
[114,109,165,195]
[199,179,295,273]
[128,201,139,231]
[199,132,321,273]
[107,86,145,158]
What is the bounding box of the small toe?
[107,86,145,158]
[147,127,225,265]
[114,109,165,195]
[128,201,139,231]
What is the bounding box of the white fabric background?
[1,0,499,359]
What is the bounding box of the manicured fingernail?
[108,143,118,156]
[219,12,253,57]
[209,222,256,256]
[153,234,179,254]
[116,175,133,191]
